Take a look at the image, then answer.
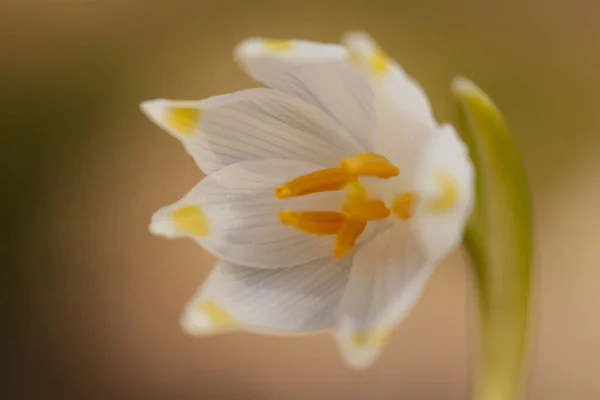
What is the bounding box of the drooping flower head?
[141,32,474,368]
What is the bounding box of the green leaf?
[452,77,533,400]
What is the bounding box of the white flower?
[141,32,474,368]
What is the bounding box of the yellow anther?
[344,180,368,202]
[279,210,345,235]
[171,205,210,236]
[334,219,367,258]
[275,153,400,257]
[428,170,459,212]
[342,199,390,220]
[275,168,353,199]
[392,192,419,220]
[340,153,399,178]
[167,107,201,135]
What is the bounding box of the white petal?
[182,257,351,335]
[334,225,433,368]
[182,257,352,335]
[235,38,376,151]
[342,32,437,177]
[412,124,474,262]
[141,88,362,174]
[150,159,347,268]
[342,31,434,126]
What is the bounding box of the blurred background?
[2,0,599,399]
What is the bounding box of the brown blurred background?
[2,0,599,399]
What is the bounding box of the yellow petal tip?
[170,205,210,237]
[427,169,459,213]
[167,107,201,136]
[197,300,236,327]
[264,38,293,52]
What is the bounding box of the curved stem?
[452,77,533,400]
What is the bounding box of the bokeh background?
[3,0,599,399]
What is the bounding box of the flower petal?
[182,257,351,335]
[235,38,376,151]
[413,124,475,262]
[334,225,432,368]
[342,31,434,126]
[342,32,437,177]
[150,159,347,268]
[141,88,362,174]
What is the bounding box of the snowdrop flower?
[141,32,474,368]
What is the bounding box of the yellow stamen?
[275,153,401,257]
[334,219,367,258]
[275,168,353,199]
[279,210,345,235]
[340,153,399,178]
[428,170,459,212]
[342,199,391,220]
[392,192,419,220]
[344,180,368,202]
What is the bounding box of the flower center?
[275,153,416,258]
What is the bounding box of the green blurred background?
[2,0,599,399]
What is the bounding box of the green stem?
[452,77,533,400]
